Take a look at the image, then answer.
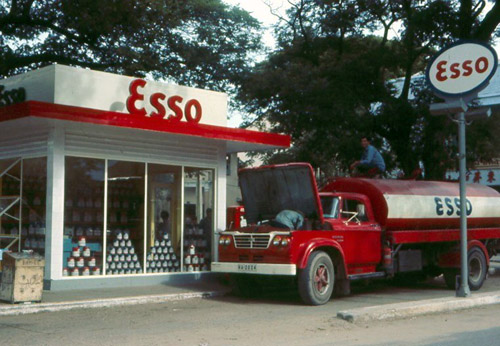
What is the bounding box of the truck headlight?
[219,236,226,245]
[219,236,231,246]
[272,235,290,247]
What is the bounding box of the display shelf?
[0,158,22,251]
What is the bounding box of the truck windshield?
[321,196,339,219]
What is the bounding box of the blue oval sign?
[426,40,498,98]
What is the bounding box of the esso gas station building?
[0,64,290,290]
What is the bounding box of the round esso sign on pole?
[426,41,498,98]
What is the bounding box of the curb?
[0,290,227,316]
[337,290,500,323]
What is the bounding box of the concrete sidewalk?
[0,280,231,316]
[337,258,500,323]
[337,290,500,323]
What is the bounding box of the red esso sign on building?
[126,79,203,123]
[426,41,498,98]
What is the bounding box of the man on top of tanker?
[350,136,386,178]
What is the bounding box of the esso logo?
[126,79,202,123]
[426,41,497,97]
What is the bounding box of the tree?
[0,0,262,92]
[239,0,500,179]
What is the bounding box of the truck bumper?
[211,262,296,276]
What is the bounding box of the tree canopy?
[0,0,262,91]
[238,0,500,180]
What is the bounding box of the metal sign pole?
[456,110,471,297]
[427,40,497,298]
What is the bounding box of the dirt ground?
[1,275,500,345]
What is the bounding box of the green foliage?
[0,0,262,91]
[239,0,500,179]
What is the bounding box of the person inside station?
[156,210,171,240]
[350,135,386,178]
[198,207,213,257]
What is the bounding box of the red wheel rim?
[314,264,329,294]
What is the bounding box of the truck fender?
[438,240,490,268]
[297,238,348,279]
[468,240,490,266]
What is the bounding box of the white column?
[214,144,227,262]
[45,126,65,280]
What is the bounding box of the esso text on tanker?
[126,79,202,123]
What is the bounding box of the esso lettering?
[435,57,489,82]
[126,79,202,123]
[434,197,472,216]
[0,85,26,107]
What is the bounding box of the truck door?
[340,198,381,273]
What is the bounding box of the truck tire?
[468,247,487,291]
[442,247,487,291]
[298,251,334,305]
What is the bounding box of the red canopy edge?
[0,101,291,148]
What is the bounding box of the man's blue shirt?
[360,145,386,171]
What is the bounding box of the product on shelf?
[105,230,143,275]
[145,233,180,273]
[183,224,211,271]
[63,235,102,276]
[183,244,209,272]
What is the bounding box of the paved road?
[1,274,499,345]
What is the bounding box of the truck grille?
[233,234,271,249]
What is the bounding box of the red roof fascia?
[0,101,290,148]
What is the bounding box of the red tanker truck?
[212,163,500,305]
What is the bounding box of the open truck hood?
[238,163,323,225]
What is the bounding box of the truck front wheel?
[298,251,334,305]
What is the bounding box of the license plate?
[237,263,257,272]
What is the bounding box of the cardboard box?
[0,252,45,303]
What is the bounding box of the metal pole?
[456,111,471,297]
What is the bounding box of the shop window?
[0,158,47,256]
[64,157,105,277]
[106,160,145,275]
[146,164,182,273]
[183,168,214,272]
[21,158,47,256]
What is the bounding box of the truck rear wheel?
[443,247,487,291]
[298,251,334,305]
[468,247,487,291]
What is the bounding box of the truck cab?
[320,192,382,275]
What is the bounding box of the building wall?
[0,121,49,159]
